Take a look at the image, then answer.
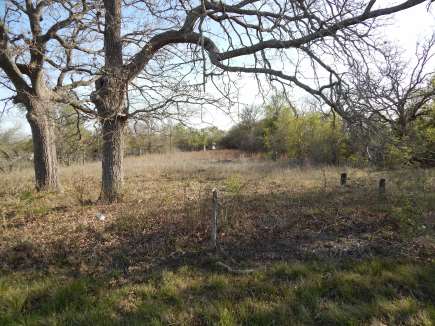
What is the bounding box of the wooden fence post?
[379,178,386,194]
[211,188,218,249]
[340,173,347,186]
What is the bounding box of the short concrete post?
[379,178,386,194]
[340,173,347,186]
[211,188,218,249]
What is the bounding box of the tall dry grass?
[1,149,434,275]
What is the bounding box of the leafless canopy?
[97,0,429,117]
[0,0,100,115]
[344,33,435,136]
[1,0,431,121]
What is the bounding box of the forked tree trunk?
[26,106,60,191]
[100,116,127,202]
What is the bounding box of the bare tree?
[344,34,435,139]
[88,0,429,202]
[0,0,97,190]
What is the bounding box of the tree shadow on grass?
[1,258,433,325]
[1,183,433,281]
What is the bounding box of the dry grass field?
[1,150,434,325]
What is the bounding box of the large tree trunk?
[93,0,127,203]
[92,73,128,203]
[26,105,60,191]
[100,117,126,202]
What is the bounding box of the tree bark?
[100,117,126,202]
[26,104,60,191]
[89,0,127,203]
[91,74,127,203]
[91,72,127,203]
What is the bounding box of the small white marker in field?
[96,212,106,221]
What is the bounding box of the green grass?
[0,259,434,325]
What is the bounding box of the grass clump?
[0,260,434,325]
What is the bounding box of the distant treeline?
[220,95,435,168]
[0,107,226,169]
[2,95,435,170]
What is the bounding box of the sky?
[1,1,434,135]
